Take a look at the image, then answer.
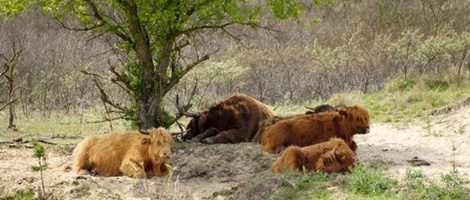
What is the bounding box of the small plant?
[442,171,467,198]
[455,124,466,135]
[31,141,48,200]
[1,188,36,200]
[443,145,467,199]
[424,116,432,135]
[157,171,181,200]
[404,169,425,190]
[273,171,330,199]
[402,158,469,200]
[423,116,443,137]
[425,79,449,91]
[188,165,208,177]
[349,163,397,197]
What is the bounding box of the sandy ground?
[1,103,469,199]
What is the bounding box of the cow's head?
[315,138,355,173]
[142,128,174,165]
[182,110,215,141]
[338,105,370,135]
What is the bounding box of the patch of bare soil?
[0,142,278,199]
[1,103,470,199]
[356,103,470,185]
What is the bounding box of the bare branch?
[86,115,127,124]
[174,82,199,119]
[0,53,8,62]
[0,96,19,111]
[176,22,235,36]
[79,69,131,94]
[0,63,8,78]
[165,54,209,94]
[91,77,125,111]
[56,19,104,32]
[108,60,132,92]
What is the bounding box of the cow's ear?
[141,138,151,145]
[339,110,348,117]
[322,156,332,166]
[333,115,341,122]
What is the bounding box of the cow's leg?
[349,140,358,153]
[191,128,219,142]
[262,142,282,154]
[202,129,243,144]
[120,159,145,178]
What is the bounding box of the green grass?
[327,77,470,125]
[267,76,470,126]
[348,163,398,198]
[0,107,129,148]
[401,169,469,200]
[0,188,36,200]
[230,163,469,200]
[276,172,330,200]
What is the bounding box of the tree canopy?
[2,0,322,129]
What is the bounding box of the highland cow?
[271,138,356,173]
[260,105,370,154]
[72,128,174,178]
[252,104,338,142]
[180,93,276,144]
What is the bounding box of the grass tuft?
[348,163,398,197]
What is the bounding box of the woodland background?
[2,1,470,199]
[1,0,470,128]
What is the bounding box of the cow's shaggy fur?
[72,128,173,178]
[271,138,356,173]
[252,104,337,142]
[260,105,370,154]
[183,94,276,144]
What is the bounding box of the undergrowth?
[0,188,36,200]
[233,162,469,200]
[328,76,470,125]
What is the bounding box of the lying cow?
[271,138,356,173]
[180,93,276,144]
[252,104,338,142]
[72,128,173,178]
[260,105,370,154]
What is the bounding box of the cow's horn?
[176,95,200,118]
[305,106,316,111]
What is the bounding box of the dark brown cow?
[181,94,276,144]
[260,105,370,154]
[251,104,337,142]
[305,104,338,114]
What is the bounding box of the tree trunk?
[137,98,157,130]
[6,56,16,129]
[123,2,166,130]
[7,77,16,129]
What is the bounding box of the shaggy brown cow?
[271,138,356,173]
[260,105,370,154]
[181,93,276,144]
[72,128,174,178]
[252,104,337,142]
